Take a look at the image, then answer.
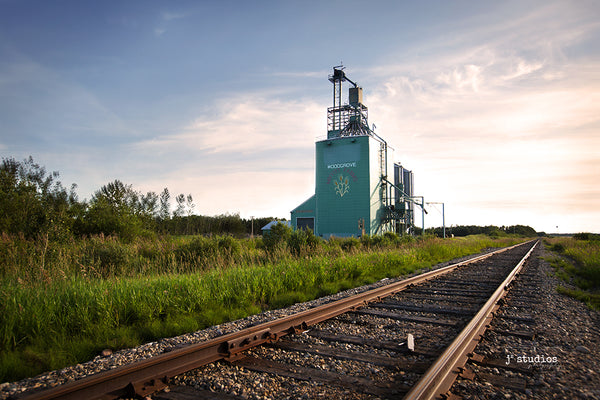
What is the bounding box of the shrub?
[82,236,131,277]
[217,235,241,259]
[399,234,415,245]
[360,234,374,248]
[175,236,217,262]
[551,243,565,253]
[288,229,319,257]
[262,223,292,253]
[253,237,265,250]
[383,231,399,244]
[339,237,361,252]
[135,238,161,260]
[573,232,600,241]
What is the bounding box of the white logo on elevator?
[327,162,356,169]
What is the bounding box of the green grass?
[556,286,600,311]
[545,236,600,310]
[0,233,524,383]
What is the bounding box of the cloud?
[0,58,133,146]
[162,11,188,21]
[436,64,483,93]
[267,69,328,79]
[501,60,544,81]
[154,10,189,36]
[135,93,323,157]
[360,4,600,232]
[131,93,324,217]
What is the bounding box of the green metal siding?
[315,136,372,238]
[292,135,397,238]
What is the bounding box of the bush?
[135,238,161,259]
[175,236,217,262]
[288,229,319,257]
[383,231,399,244]
[486,227,505,238]
[399,234,415,245]
[262,223,292,253]
[360,235,374,248]
[217,235,242,259]
[82,236,131,277]
[361,232,400,248]
[551,243,565,253]
[339,237,361,252]
[573,232,600,241]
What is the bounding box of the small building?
[291,67,415,238]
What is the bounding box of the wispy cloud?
[0,58,132,144]
[131,92,323,216]
[361,4,600,231]
[500,60,544,81]
[136,94,323,156]
[162,11,188,21]
[154,9,189,36]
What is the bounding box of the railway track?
[18,240,538,400]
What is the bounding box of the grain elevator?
[291,67,415,238]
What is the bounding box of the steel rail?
[404,239,539,400]
[19,241,532,400]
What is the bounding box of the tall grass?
[0,233,522,382]
[545,236,600,310]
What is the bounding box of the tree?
[159,188,170,221]
[140,192,159,215]
[137,191,159,231]
[0,156,75,240]
[78,180,153,241]
[173,194,186,217]
[186,194,195,216]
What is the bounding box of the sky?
[1,0,599,234]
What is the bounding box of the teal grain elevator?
[291,67,415,238]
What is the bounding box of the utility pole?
[411,196,427,235]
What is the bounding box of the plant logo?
[333,175,350,197]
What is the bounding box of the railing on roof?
[327,104,369,135]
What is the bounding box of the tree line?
[0,156,275,241]
[425,224,539,238]
[1,156,540,243]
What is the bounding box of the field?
[544,235,600,311]
[0,231,525,383]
